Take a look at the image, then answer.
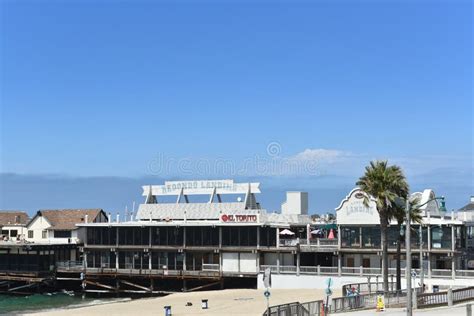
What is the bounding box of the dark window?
[87,227,100,245]
[9,230,18,237]
[222,227,259,247]
[54,230,72,238]
[260,227,271,246]
[119,227,135,245]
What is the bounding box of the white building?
[26,209,108,244]
[335,188,466,273]
[0,211,29,240]
[281,191,308,215]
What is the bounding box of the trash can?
[201,299,208,309]
[164,305,172,316]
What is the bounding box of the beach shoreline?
[25,288,340,316]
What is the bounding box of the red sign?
[221,214,257,222]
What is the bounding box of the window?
[362,258,370,268]
[347,257,355,267]
[42,230,47,239]
[54,230,72,238]
[28,230,34,238]
[9,230,18,237]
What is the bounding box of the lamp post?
[406,198,412,316]
[419,224,423,292]
[406,196,446,316]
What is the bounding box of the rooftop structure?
[281,192,308,215]
[458,196,474,212]
[30,209,106,230]
[0,211,29,227]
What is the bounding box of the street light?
[406,196,446,316]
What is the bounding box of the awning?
[323,224,337,230]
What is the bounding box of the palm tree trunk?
[380,217,389,293]
[396,224,402,292]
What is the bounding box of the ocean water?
[0,292,130,315]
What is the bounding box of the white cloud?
[290,148,351,163]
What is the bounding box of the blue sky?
[1,0,472,214]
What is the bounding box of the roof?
[136,202,249,220]
[458,202,474,212]
[259,212,312,225]
[0,211,29,226]
[34,209,104,230]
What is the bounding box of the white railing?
[258,265,474,278]
[319,266,338,274]
[342,267,360,275]
[56,261,84,270]
[278,238,339,248]
[432,269,454,277]
[202,264,220,271]
[319,239,338,246]
[279,265,297,273]
[279,239,299,247]
[454,270,474,278]
[363,267,382,275]
[299,266,318,274]
[260,265,279,273]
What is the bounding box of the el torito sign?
[220,214,258,223]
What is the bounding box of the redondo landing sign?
[143,180,261,196]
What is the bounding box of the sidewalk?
[336,303,472,315]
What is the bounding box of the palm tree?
[356,160,409,293]
[391,197,422,292]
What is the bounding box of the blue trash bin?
[164,305,171,316]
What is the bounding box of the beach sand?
[29,288,340,316]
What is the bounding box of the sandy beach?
[28,288,340,316]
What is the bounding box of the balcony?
[279,238,338,250]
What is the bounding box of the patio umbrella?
[310,229,321,234]
[328,229,335,239]
[279,229,295,235]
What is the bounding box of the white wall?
[336,189,380,225]
[1,225,27,238]
[26,216,52,242]
[281,192,308,215]
[222,252,258,273]
[222,252,239,272]
[240,253,258,273]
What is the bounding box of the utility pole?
[406,198,412,316]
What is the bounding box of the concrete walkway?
[336,303,472,315]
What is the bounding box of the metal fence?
[341,282,396,294]
[417,286,474,308]
[264,302,310,316]
[417,290,448,308]
[56,260,84,271]
[263,287,439,315]
[453,286,474,303]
